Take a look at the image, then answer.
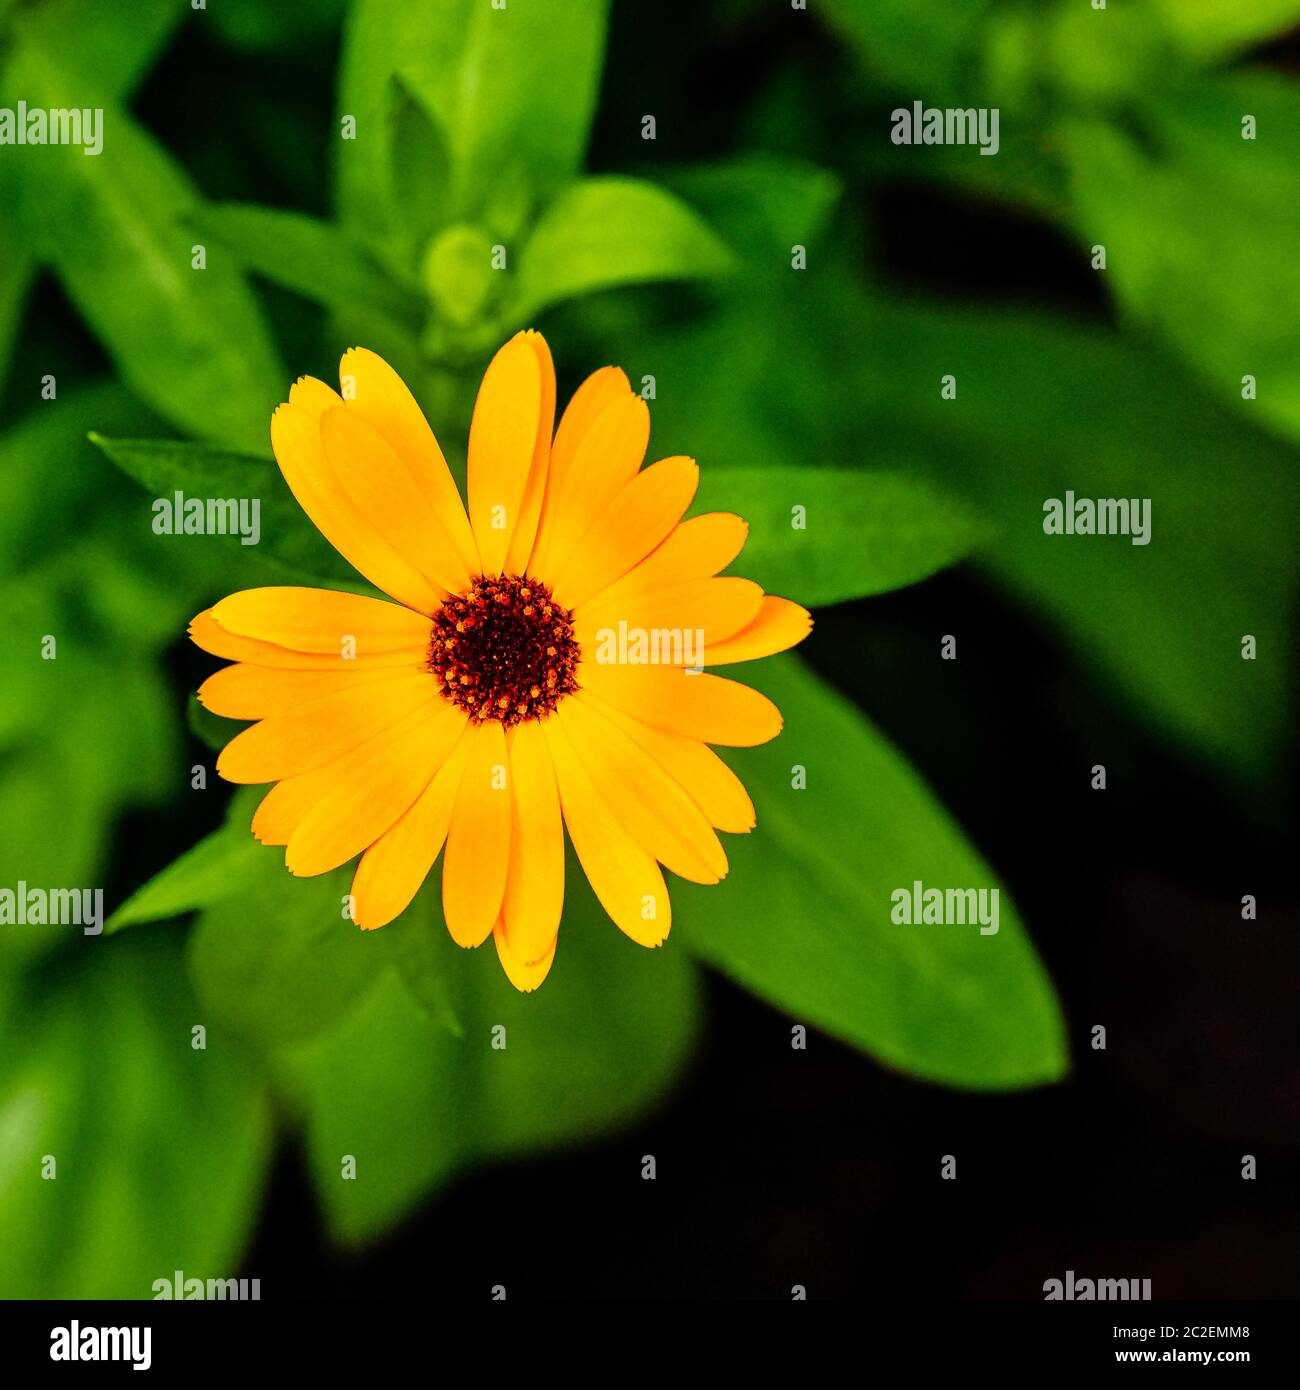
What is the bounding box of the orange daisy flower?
[191,331,811,990]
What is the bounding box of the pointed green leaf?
[0,37,282,452]
[679,656,1068,1090]
[1151,0,1300,61]
[513,177,735,321]
[192,202,421,329]
[1063,77,1300,445]
[694,466,986,605]
[107,822,259,935]
[338,0,610,228]
[9,0,182,101]
[657,155,842,267]
[849,298,1300,778]
[89,435,351,582]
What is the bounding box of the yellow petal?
[493,918,557,992]
[702,596,813,665]
[578,666,782,747]
[503,331,557,574]
[550,456,699,610]
[582,512,749,611]
[351,729,473,929]
[501,719,564,966]
[197,661,426,721]
[442,720,512,947]
[555,700,726,884]
[251,700,459,849]
[211,587,430,654]
[576,576,764,658]
[338,346,480,575]
[189,609,423,670]
[528,364,630,581]
[468,333,544,576]
[576,689,755,833]
[252,756,352,847]
[553,366,630,467]
[540,366,630,517]
[528,387,648,581]
[271,400,443,614]
[542,712,670,947]
[289,374,343,421]
[320,404,471,595]
[285,700,467,876]
[216,674,440,783]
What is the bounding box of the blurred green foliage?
[1,0,1296,1294]
[0,932,270,1299]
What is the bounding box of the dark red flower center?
[428,574,580,727]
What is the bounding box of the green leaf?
[338,0,610,229]
[0,38,283,452]
[847,297,1300,778]
[1151,0,1300,61]
[0,932,270,1298]
[335,2,436,242]
[512,177,735,321]
[89,435,352,582]
[385,77,453,257]
[679,656,1068,1090]
[9,0,182,103]
[192,202,422,329]
[273,969,451,1245]
[378,869,465,1037]
[409,0,610,220]
[657,155,842,268]
[1062,77,1300,445]
[601,281,849,478]
[187,816,391,1051]
[278,866,701,1245]
[694,466,986,606]
[107,822,259,935]
[820,0,995,90]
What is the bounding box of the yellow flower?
[191,332,811,990]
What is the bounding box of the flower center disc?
[428,574,580,727]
